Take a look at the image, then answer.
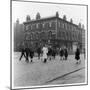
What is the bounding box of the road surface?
[13,52,86,87]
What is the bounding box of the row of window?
[58,31,82,41]
[25,21,80,31]
[25,31,56,40]
[25,21,56,31]
[58,21,78,31]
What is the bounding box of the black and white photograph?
[11,0,87,89]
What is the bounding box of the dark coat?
[75,48,80,60]
[29,48,34,59]
[60,49,64,57]
[47,47,52,56]
[64,49,68,57]
[37,47,41,54]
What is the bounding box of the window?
[26,25,29,31]
[32,24,36,30]
[31,25,32,30]
[62,23,64,28]
[48,31,52,39]
[30,33,33,40]
[25,33,30,40]
[72,26,74,31]
[65,23,67,30]
[43,23,45,28]
[36,32,39,39]
[28,25,31,30]
[39,23,42,29]
[66,32,69,40]
[58,22,60,27]
[49,22,52,27]
[51,21,56,29]
[45,22,49,28]
[36,23,39,28]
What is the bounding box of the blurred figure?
[42,44,48,63]
[25,47,30,63]
[64,48,68,60]
[29,48,34,63]
[52,47,56,59]
[75,47,81,64]
[83,48,85,59]
[59,48,64,60]
[19,42,26,61]
[47,46,52,60]
[19,47,26,61]
[37,46,42,60]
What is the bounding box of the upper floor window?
[26,25,29,31]
[64,23,67,30]
[62,23,64,28]
[49,22,52,27]
[25,33,30,40]
[42,23,45,28]
[59,22,60,27]
[36,23,39,29]
[72,26,74,31]
[31,25,32,30]
[51,21,56,28]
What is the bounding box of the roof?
[23,15,82,29]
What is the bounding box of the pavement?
[13,52,86,87]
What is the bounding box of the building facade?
[14,19,25,51]
[23,12,85,52]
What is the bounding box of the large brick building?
[23,12,85,52]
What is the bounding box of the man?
[19,42,26,61]
[75,47,81,64]
[37,46,41,60]
[25,47,30,63]
[29,47,34,63]
[47,46,52,60]
[64,48,68,60]
[59,48,64,60]
[42,44,48,63]
[52,47,56,59]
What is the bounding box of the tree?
[36,12,41,20]
[63,15,67,20]
[26,15,31,22]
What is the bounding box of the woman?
[42,45,48,63]
[75,47,81,64]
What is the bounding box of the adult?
[19,42,26,61]
[37,46,42,60]
[42,45,48,63]
[29,48,34,62]
[25,47,30,63]
[47,46,52,60]
[19,47,26,61]
[59,48,64,60]
[52,47,56,59]
[64,48,68,60]
[75,47,81,64]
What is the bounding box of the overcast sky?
[12,1,87,29]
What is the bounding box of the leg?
[26,54,29,63]
[19,53,24,61]
[38,53,40,60]
[44,58,47,63]
[30,54,33,62]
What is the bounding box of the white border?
[11,0,88,90]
